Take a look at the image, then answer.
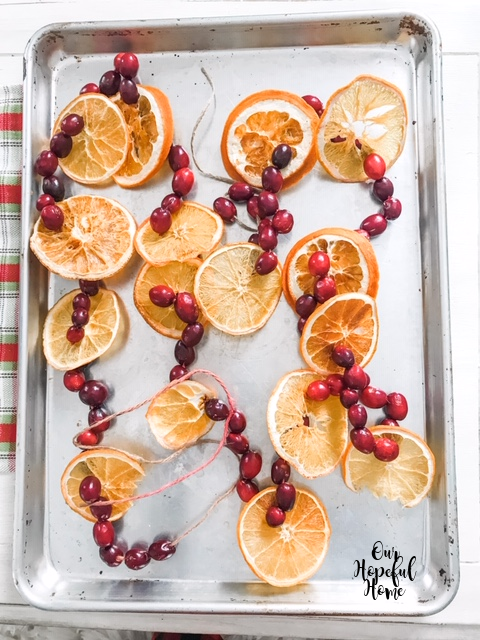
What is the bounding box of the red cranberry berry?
[99,70,121,97]
[361,213,387,237]
[42,175,65,201]
[36,193,55,211]
[41,204,64,231]
[236,479,259,502]
[302,94,324,115]
[276,483,296,511]
[229,410,247,434]
[113,53,125,72]
[181,322,204,347]
[172,167,194,197]
[272,209,294,234]
[174,292,199,324]
[343,365,369,390]
[226,433,249,454]
[79,475,101,503]
[119,78,139,104]
[66,326,84,344]
[228,182,254,202]
[205,398,230,421]
[168,145,190,172]
[258,191,279,217]
[117,52,139,79]
[79,380,109,407]
[350,427,375,454]
[61,113,85,136]
[373,177,394,202]
[34,150,58,177]
[88,406,112,433]
[355,228,371,240]
[314,276,337,303]
[308,251,330,278]
[174,341,196,366]
[383,197,402,220]
[149,284,176,307]
[266,505,286,527]
[374,437,400,462]
[247,195,261,220]
[385,392,408,421]
[262,166,283,193]
[148,539,176,561]
[79,279,100,296]
[77,430,99,447]
[150,207,172,235]
[169,365,188,381]
[306,380,330,402]
[213,197,237,223]
[240,450,262,480]
[363,153,386,180]
[161,193,182,213]
[272,143,293,168]
[50,132,73,158]
[80,82,100,94]
[71,307,89,327]
[73,292,91,310]
[331,345,355,368]
[297,316,307,334]
[348,403,368,429]
[125,548,150,570]
[271,458,290,484]
[360,386,387,409]
[100,544,124,567]
[295,294,317,319]
[258,226,278,251]
[255,251,278,275]
[327,373,345,396]
[90,497,112,521]
[63,368,86,392]
[340,388,359,408]
[93,521,115,547]
[380,418,399,426]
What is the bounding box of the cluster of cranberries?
[295,249,337,334]
[265,457,296,527]
[80,51,140,105]
[306,344,408,461]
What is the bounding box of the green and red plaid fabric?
[0,85,22,473]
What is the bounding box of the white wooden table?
[0,1,479,637]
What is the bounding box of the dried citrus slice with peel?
[146,380,216,450]
[221,90,318,189]
[194,243,282,336]
[61,448,145,522]
[53,93,129,184]
[135,201,224,266]
[343,426,435,507]
[112,85,174,188]
[30,195,136,280]
[134,259,207,339]
[237,486,331,587]
[316,75,407,182]
[43,288,121,371]
[267,370,348,478]
[300,292,379,375]
[283,227,380,308]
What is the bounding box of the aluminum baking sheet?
[13,12,458,616]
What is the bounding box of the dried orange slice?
[30,195,136,280]
[316,75,407,182]
[300,292,379,376]
[43,288,121,371]
[61,448,145,522]
[283,227,380,308]
[237,486,331,587]
[112,85,174,188]
[53,93,129,184]
[135,201,224,266]
[146,380,216,450]
[221,90,318,189]
[193,243,282,336]
[267,370,348,478]
[343,426,435,507]
[134,259,207,339]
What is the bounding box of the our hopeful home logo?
[353,540,416,600]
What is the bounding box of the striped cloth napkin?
[0,85,22,473]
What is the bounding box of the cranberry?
[41,204,64,231]
[255,251,278,275]
[355,228,371,240]
[181,322,204,347]
[380,418,399,426]
[63,368,86,392]
[80,82,100,94]
[247,195,261,220]
[168,145,190,171]
[79,475,101,503]
[340,388,359,408]
[266,505,286,527]
[361,213,387,237]
[114,53,125,72]
[373,177,394,202]
[161,193,182,213]
[297,317,307,334]
[169,365,188,381]
[262,166,283,193]
[172,167,194,197]
[363,153,386,180]
[61,113,85,136]
[77,430,99,447]
[90,497,112,521]
[229,410,247,433]
[385,392,408,420]
[271,143,293,168]
[348,403,368,429]
[36,193,55,211]
[276,483,296,511]
[66,326,84,343]
[100,544,124,567]
[306,380,330,402]
[294,295,316,320]
[117,52,139,79]
[150,207,172,235]
[271,458,290,484]
[213,197,237,223]
[314,276,337,303]
[228,182,254,202]
[148,539,176,561]
[205,398,229,421]
[383,197,402,220]
[174,292,199,324]
[99,70,121,96]
[42,175,65,201]
[326,373,345,396]
[119,78,139,104]
[236,479,259,502]
[302,94,324,115]
[174,341,195,366]
[258,218,272,233]
[343,365,368,390]
[226,433,249,454]
[272,209,294,234]
[71,307,89,327]
[258,191,278,216]
[360,386,387,409]
[88,406,111,433]
[308,251,330,278]
[34,150,58,177]
[93,521,115,547]
[79,380,109,407]
[350,427,375,454]
[73,292,91,310]
[374,437,400,462]
[332,345,355,368]
[149,284,175,307]
[240,450,262,480]
[125,548,150,570]
[79,279,100,296]
[258,226,278,251]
